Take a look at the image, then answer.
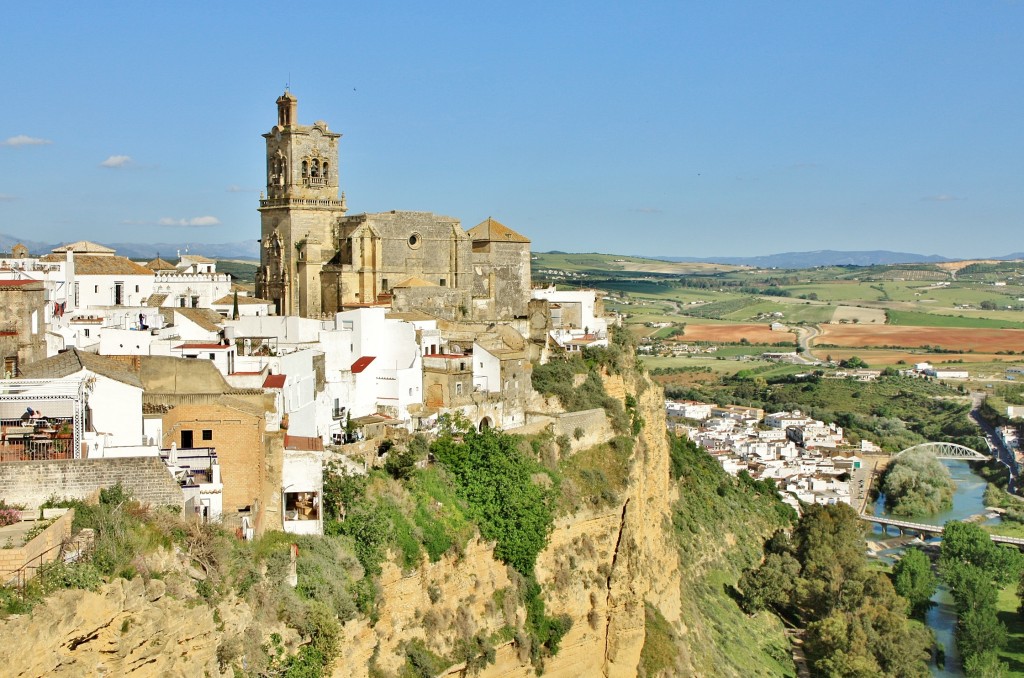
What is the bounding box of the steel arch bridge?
[895,442,988,461]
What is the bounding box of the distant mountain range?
[3,233,1021,269]
[0,233,260,261]
[643,250,1024,268]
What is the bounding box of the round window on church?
[408,233,421,249]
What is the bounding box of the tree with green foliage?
[384,435,428,480]
[738,551,800,614]
[892,548,936,618]
[940,521,1023,675]
[741,504,931,676]
[941,521,1023,587]
[881,448,956,516]
[963,649,1009,678]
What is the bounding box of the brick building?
[161,397,267,525]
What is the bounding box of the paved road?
[793,324,821,365]
[969,392,1018,493]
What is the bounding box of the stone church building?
[256,92,531,321]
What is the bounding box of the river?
[868,459,999,677]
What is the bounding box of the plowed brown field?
[816,325,1024,352]
[682,324,796,344]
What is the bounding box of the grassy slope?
[996,584,1024,674]
[664,437,796,677]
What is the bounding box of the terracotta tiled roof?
[467,217,530,243]
[39,254,155,276]
[284,434,324,452]
[180,254,215,263]
[263,374,286,388]
[351,356,375,374]
[145,293,168,307]
[145,257,178,271]
[20,348,143,388]
[50,241,116,254]
[173,308,224,333]
[212,294,273,305]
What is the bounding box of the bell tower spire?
[257,91,347,318]
[276,91,298,128]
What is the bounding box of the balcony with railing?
[0,417,76,462]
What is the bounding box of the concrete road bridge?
[860,514,1024,548]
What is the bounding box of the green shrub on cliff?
[431,422,556,579]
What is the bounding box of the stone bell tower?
[256,91,347,317]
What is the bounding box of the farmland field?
[885,309,1024,329]
[682,323,797,345]
[830,306,886,324]
[815,325,1024,352]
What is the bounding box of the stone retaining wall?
[0,509,74,582]
[0,457,183,510]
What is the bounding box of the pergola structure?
[0,378,88,460]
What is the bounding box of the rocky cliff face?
[327,369,682,677]
[0,577,227,676]
[1,367,687,678]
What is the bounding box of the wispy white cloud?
[0,194,17,202]
[922,194,962,202]
[100,155,133,168]
[158,216,221,227]
[226,184,260,193]
[1,135,52,147]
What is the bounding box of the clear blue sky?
[2,1,1022,258]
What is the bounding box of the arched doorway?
[479,417,493,432]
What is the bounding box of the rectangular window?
[439,278,447,287]
[455,382,463,396]
[181,430,194,448]
[94,285,98,293]
[135,285,139,293]
[114,282,124,305]
[74,282,79,306]
[202,430,213,441]
[283,491,320,521]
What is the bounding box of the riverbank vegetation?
[739,503,932,676]
[892,548,938,619]
[940,521,1024,676]
[881,448,956,516]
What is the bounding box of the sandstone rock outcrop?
[0,577,225,677]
